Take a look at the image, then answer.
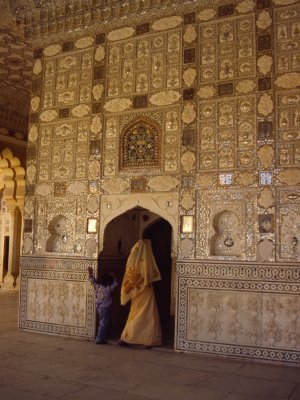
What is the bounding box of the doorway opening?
[98,206,174,348]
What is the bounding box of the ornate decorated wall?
[19,0,300,363]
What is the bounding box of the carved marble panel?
[177,261,300,363]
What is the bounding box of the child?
[88,266,118,344]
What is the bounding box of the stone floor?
[0,290,300,400]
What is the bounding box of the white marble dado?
[27,278,87,326]
[176,260,300,364]
[20,256,96,338]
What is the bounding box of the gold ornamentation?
[197,86,216,99]
[183,26,197,44]
[43,44,61,57]
[58,56,77,69]
[71,104,90,118]
[275,73,300,89]
[181,191,194,211]
[149,90,181,106]
[198,9,217,21]
[236,80,256,94]
[258,145,274,169]
[258,187,274,209]
[235,171,257,187]
[107,27,135,41]
[151,16,183,31]
[182,102,196,124]
[256,10,272,30]
[75,36,94,49]
[91,116,102,134]
[101,178,130,194]
[197,174,217,188]
[39,109,58,122]
[85,238,98,257]
[183,68,196,88]
[236,0,255,14]
[277,169,300,185]
[147,176,180,192]
[257,55,273,75]
[33,60,42,75]
[181,151,195,173]
[258,93,273,117]
[104,98,132,113]
[95,45,105,62]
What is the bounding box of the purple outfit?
[89,274,118,343]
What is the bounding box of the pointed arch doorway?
[98,206,174,347]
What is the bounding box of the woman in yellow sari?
[119,239,162,347]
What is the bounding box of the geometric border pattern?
[19,256,97,339]
[176,260,300,364]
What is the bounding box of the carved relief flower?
[147,176,180,192]
[91,116,102,134]
[197,174,217,188]
[152,16,183,31]
[236,80,256,94]
[184,25,197,44]
[235,171,257,187]
[26,165,36,184]
[258,187,274,209]
[101,178,130,194]
[71,104,90,118]
[33,59,42,75]
[35,183,52,197]
[181,191,194,211]
[67,182,86,195]
[277,169,300,185]
[75,36,94,49]
[182,102,196,124]
[28,125,38,142]
[88,160,100,180]
[149,90,181,106]
[180,238,194,258]
[275,73,300,89]
[92,83,104,100]
[104,98,132,113]
[258,93,273,116]
[44,44,61,57]
[39,109,58,122]
[236,0,255,14]
[257,55,273,75]
[198,9,217,21]
[258,145,274,169]
[197,85,216,99]
[95,45,105,62]
[256,10,272,30]
[181,151,195,173]
[273,0,298,5]
[107,27,135,41]
[183,68,197,87]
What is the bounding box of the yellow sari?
[120,239,162,346]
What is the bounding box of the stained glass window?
[121,119,160,168]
